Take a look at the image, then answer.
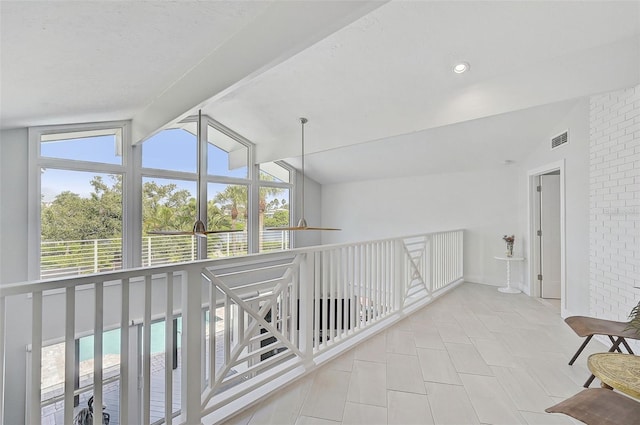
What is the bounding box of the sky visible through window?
[42,129,251,202]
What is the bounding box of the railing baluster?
[30,291,42,424]
[209,274,216,390]
[335,249,342,341]
[64,287,75,425]
[224,293,230,365]
[120,278,130,425]
[182,267,203,425]
[300,252,314,359]
[384,241,390,313]
[394,240,403,309]
[314,252,321,351]
[365,244,371,323]
[282,277,289,345]
[331,249,336,340]
[340,248,344,336]
[323,251,330,347]
[94,282,104,425]
[0,295,5,425]
[165,272,174,425]
[143,275,152,425]
[372,243,377,317]
[291,262,299,347]
[350,246,354,328]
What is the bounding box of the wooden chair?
[545,388,640,425]
[564,316,638,387]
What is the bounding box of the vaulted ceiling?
[2,1,639,183]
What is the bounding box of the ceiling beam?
[130,0,387,144]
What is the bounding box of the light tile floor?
[222,283,606,425]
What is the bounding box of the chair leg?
[582,337,627,388]
[621,338,634,355]
[608,335,623,353]
[608,337,624,353]
[569,335,593,365]
[584,373,596,388]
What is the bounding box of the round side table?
[494,256,525,294]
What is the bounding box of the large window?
[30,115,295,275]
[31,124,127,279]
[141,116,262,264]
[259,162,292,252]
[141,125,201,265]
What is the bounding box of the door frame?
[527,160,567,313]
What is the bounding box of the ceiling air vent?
[551,130,569,150]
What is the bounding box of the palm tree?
[214,184,286,250]
[214,185,247,230]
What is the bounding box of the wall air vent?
[551,130,569,150]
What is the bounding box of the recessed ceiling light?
[453,62,470,74]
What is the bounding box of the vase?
[506,242,514,257]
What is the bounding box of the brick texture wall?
[589,85,640,323]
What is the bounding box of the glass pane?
[142,177,198,266]
[207,183,248,257]
[207,125,248,178]
[40,169,123,278]
[260,187,290,252]
[142,127,197,173]
[259,162,290,183]
[41,129,122,165]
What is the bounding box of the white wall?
[518,99,591,316]
[1,128,30,285]
[1,128,31,424]
[589,85,640,323]
[320,167,522,287]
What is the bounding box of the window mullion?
[126,142,142,268]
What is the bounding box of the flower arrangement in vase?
[503,235,515,257]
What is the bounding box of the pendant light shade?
[267,118,340,231]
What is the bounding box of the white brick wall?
[589,85,640,325]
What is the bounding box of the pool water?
[78,318,183,361]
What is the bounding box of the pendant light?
[267,118,340,231]
[147,110,241,237]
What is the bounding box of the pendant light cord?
[300,117,306,224]
[197,109,202,222]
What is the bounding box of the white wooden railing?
[0,230,463,425]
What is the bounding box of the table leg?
[498,260,520,294]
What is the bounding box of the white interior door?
[540,173,561,299]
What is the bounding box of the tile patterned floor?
[222,282,605,425]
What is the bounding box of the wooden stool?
[564,316,637,387]
[546,388,640,425]
[565,316,636,365]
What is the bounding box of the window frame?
[257,160,295,252]
[141,115,256,261]
[28,115,296,277]
[28,121,133,280]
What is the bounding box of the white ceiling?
[2,1,639,184]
